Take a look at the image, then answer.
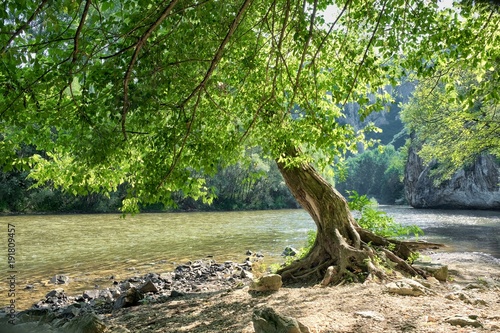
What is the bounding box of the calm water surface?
[0,207,498,309]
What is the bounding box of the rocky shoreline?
[0,256,260,332]
[1,251,499,333]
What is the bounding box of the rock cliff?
[404,145,500,210]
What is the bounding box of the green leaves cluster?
[401,71,500,180]
[347,191,423,239]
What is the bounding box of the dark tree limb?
[122,0,180,140]
[180,0,254,108]
[0,0,49,54]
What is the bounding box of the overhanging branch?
[0,0,49,55]
[121,0,180,140]
[180,0,254,108]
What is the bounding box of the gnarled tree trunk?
[276,147,425,284]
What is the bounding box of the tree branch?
[72,0,92,65]
[343,0,388,106]
[122,0,180,140]
[179,0,254,108]
[0,0,49,54]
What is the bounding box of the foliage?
[347,191,423,239]
[0,149,298,213]
[271,229,317,273]
[401,71,500,180]
[335,145,405,204]
[0,0,443,212]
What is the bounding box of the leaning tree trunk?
[276,147,429,284]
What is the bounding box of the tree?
[1,1,497,283]
[399,1,500,180]
[401,71,500,180]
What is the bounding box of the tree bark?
[275,147,428,284]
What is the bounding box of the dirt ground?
[104,252,500,333]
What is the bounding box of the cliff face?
[404,146,500,210]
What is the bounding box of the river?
[0,207,499,309]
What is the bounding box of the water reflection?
[381,206,500,258]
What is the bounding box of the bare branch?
[72,0,92,65]
[311,0,350,64]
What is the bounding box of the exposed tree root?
[278,229,388,285]
[278,227,444,286]
[356,227,445,260]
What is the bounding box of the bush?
[347,190,423,239]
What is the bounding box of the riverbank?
[1,251,499,333]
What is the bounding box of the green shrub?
[347,190,423,239]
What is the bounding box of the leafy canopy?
[401,70,500,180]
[1,0,498,211]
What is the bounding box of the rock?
[107,325,131,333]
[62,312,107,333]
[83,290,100,300]
[464,282,487,290]
[282,246,298,257]
[170,290,185,298]
[159,273,173,282]
[444,292,488,305]
[46,288,65,298]
[354,311,385,321]
[50,275,70,285]
[253,307,310,333]
[404,144,500,209]
[119,281,135,291]
[413,262,448,281]
[139,280,159,293]
[321,266,337,287]
[249,274,282,292]
[445,315,483,328]
[385,279,429,296]
[241,270,254,280]
[113,287,143,309]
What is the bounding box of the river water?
[0,207,499,309]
